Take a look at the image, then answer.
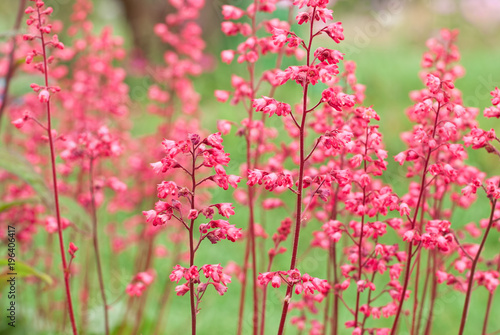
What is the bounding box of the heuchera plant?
[1,0,499,334]
[143,132,241,333]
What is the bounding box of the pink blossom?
[38,89,50,103]
[68,242,78,257]
[324,22,344,43]
[215,90,230,102]
[222,5,244,20]
[221,50,235,64]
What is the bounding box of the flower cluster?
[170,264,232,297]
[258,269,330,295]
[126,270,156,297]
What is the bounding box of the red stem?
[38,6,78,334]
[259,255,275,335]
[391,102,443,334]
[458,197,498,335]
[0,0,26,132]
[415,251,432,335]
[89,158,110,335]
[237,1,260,332]
[482,254,500,334]
[331,244,339,335]
[411,191,427,335]
[277,9,316,334]
[189,147,198,335]
[355,127,370,327]
[237,239,251,335]
[424,251,437,335]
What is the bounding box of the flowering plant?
[0,0,499,334]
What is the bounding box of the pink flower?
[215,90,230,102]
[222,5,245,20]
[426,74,441,93]
[204,132,224,150]
[213,282,228,295]
[321,88,355,111]
[142,210,157,223]
[491,87,500,106]
[11,119,25,131]
[253,96,291,117]
[394,152,407,165]
[157,181,178,198]
[136,271,155,286]
[169,265,186,283]
[296,12,310,25]
[314,47,344,65]
[126,283,145,297]
[271,275,282,288]
[324,22,344,43]
[175,283,190,296]
[38,89,50,103]
[221,21,240,36]
[68,242,78,257]
[217,120,232,135]
[213,203,235,218]
[188,209,198,220]
[221,50,235,64]
[399,203,410,217]
[45,216,70,233]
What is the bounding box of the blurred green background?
[1,0,500,334]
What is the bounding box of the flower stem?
[0,0,26,132]
[38,6,78,334]
[458,197,498,335]
[189,147,198,335]
[277,11,316,334]
[391,102,442,334]
[89,158,109,335]
[237,239,251,335]
[482,252,500,334]
[354,127,370,327]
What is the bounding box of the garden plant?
[1,0,500,334]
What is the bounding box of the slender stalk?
[355,127,370,327]
[0,0,26,132]
[323,254,331,335]
[415,251,432,335]
[424,251,437,335]
[89,158,109,335]
[331,244,339,335]
[391,102,443,334]
[237,240,251,335]
[237,1,260,332]
[37,6,78,334]
[80,248,91,335]
[361,272,377,331]
[411,189,428,335]
[482,254,500,334]
[131,236,156,334]
[259,255,275,335]
[329,167,342,335]
[277,10,316,334]
[458,197,498,335]
[189,147,198,335]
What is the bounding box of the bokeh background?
[1,0,500,334]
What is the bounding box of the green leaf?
[0,198,37,213]
[0,259,53,289]
[0,147,53,208]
